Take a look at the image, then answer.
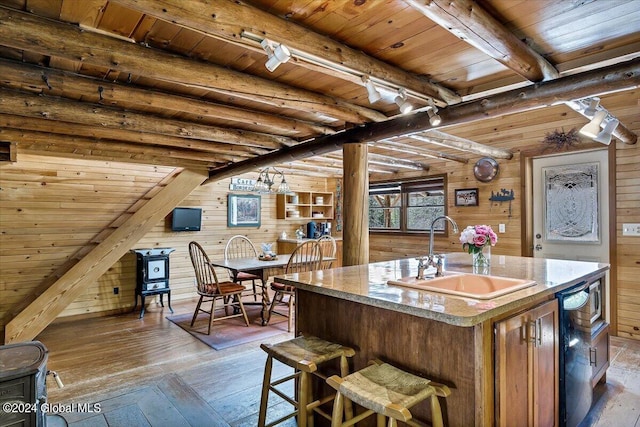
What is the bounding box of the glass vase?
[472,245,491,268]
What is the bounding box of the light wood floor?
[34,299,640,426]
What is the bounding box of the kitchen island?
[274,253,609,427]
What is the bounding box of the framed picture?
[455,188,479,206]
[227,194,261,227]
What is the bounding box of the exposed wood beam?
[366,153,429,171]
[111,0,461,106]
[0,114,266,157]
[410,130,513,159]
[0,129,231,167]
[0,59,337,138]
[371,140,469,164]
[4,169,208,343]
[406,0,559,82]
[0,89,290,150]
[0,6,386,124]
[0,113,269,159]
[204,58,640,184]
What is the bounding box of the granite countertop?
[275,253,609,327]
[278,237,342,243]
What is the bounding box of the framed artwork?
[455,188,479,206]
[227,194,261,227]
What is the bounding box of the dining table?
[209,254,295,326]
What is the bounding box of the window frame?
[369,174,448,236]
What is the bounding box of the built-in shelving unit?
[277,192,334,220]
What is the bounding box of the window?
[369,176,446,234]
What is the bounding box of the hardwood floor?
[34,299,639,427]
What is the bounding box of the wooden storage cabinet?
[495,299,559,427]
[277,192,333,220]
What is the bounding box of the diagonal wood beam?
[372,140,469,163]
[4,169,208,344]
[110,0,461,106]
[0,6,386,124]
[410,130,513,159]
[0,59,337,138]
[204,58,640,184]
[406,0,559,82]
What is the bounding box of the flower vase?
[472,245,491,268]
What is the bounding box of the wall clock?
[473,157,499,182]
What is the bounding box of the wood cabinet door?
[496,299,559,427]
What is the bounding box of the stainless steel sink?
[387,273,536,299]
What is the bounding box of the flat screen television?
[171,207,202,231]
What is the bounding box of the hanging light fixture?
[394,89,413,114]
[362,76,382,104]
[260,39,291,72]
[579,110,607,138]
[251,167,291,194]
[594,118,619,145]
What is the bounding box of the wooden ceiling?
[0,0,638,180]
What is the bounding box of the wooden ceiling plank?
[204,58,640,184]
[0,6,386,124]
[0,59,336,137]
[109,0,461,105]
[406,0,559,82]
[0,88,294,150]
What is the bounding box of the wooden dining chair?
[188,241,249,334]
[267,240,323,332]
[224,235,263,301]
[316,235,337,269]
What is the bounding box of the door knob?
[535,244,543,251]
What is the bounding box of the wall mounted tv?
[171,207,202,231]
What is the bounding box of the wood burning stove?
[132,248,175,318]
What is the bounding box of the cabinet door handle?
[589,347,597,366]
[536,318,542,347]
[526,320,537,345]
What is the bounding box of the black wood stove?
[132,248,175,318]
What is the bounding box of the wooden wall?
[0,156,337,334]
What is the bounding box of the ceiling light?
[394,89,413,114]
[362,76,382,104]
[251,167,291,194]
[594,119,619,145]
[260,39,291,72]
[583,97,600,117]
[427,99,441,126]
[579,110,607,138]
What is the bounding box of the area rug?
[166,304,290,350]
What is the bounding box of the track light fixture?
[362,76,382,104]
[395,89,413,114]
[579,110,607,138]
[594,118,619,145]
[427,99,442,126]
[260,39,291,72]
[583,97,600,117]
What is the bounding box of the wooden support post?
[342,143,369,266]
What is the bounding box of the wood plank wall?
[0,158,337,334]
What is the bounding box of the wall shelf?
[277,192,334,220]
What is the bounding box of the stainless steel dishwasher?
[556,281,592,427]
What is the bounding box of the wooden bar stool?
[258,335,356,427]
[326,359,451,427]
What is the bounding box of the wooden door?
[496,299,559,427]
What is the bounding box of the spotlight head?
[394,91,413,114]
[261,39,290,72]
[594,119,619,145]
[428,108,442,126]
[363,77,382,104]
[579,110,607,138]
[583,97,600,117]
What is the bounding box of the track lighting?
[579,110,607,138]
[594,119,619,145]
[583,97,600,117]
[394,89,413,114]
[427,99,441,126]
[362,76,382,104]
[260,39,291,72]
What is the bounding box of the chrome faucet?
[426,215,459,277]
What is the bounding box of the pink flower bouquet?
[459,225,498,254]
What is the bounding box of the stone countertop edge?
[278,237,342,243]
[274,253,610,327]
